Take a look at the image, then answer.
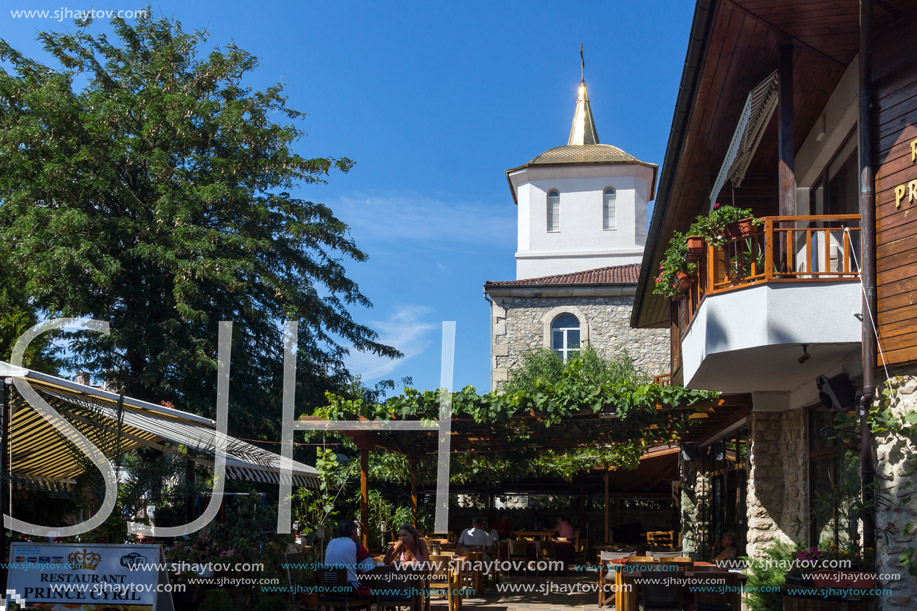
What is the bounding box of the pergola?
[302,392,751,546]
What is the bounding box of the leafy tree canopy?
[0,13,399,439]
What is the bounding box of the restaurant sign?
[893,138,917,208]
[5,543,173,611]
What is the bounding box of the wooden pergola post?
[408,456,418,527]
[355,435,373,548]
[604,468,610,543]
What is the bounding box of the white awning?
[1,362,319,489]
[709,70,779,207]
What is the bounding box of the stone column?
[746,409,807,558]
[679,456,698,556]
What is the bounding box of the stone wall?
[873,372,917,611]
[679,457,698,556]
[488,288,670,389]
[745,409,808,559]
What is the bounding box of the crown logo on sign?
[68,550,102,571]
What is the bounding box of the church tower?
[506,79,657,279]
[484,72,668,389]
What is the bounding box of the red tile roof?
[484,263,641,287]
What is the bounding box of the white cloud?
[332,190,515,247]
[346,305,437,380]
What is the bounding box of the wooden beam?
[778,43,796,218]
[360,444,369,548]
[408,456,417,527]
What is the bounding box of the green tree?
[0,13,400,438]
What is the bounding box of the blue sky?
[2,1,695,394]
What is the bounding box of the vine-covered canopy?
[305,354,737,481]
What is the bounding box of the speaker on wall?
[816,373,855,411]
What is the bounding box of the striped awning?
[1,362,319,489]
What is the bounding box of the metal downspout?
[858,0,876,552]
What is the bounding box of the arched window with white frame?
[547,190,560,232]
[550,314,580,361]
[603,188,616,230]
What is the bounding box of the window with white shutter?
[547,190,560,232]
[603,188,616,230]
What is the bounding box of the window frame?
[603,188,617,231]
[547,190,560,233]
[550,314,580,362]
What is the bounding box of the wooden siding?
[874,16,917,367]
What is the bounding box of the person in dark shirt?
[490,512,513,539]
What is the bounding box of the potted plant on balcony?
[690,203,762,247]
[685,234,705,262]
[653,231,696,298]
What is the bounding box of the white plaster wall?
[511,164,654,279]
[795,57,858,191]
[682,282,862,392]
[516,252,644,278]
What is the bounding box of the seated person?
[459,517,493,548]
[490,512,513,540]
[713,532,737,562]
[554,516,574,539]
[383,524,429,565]
[324,520,372,597]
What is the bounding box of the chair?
[377,565,424,611]
[642,581,683,611]
[506,540,528,573]
[641,562,685,611]
[535,540,557,575]
[315,567,372,611]
[426,555,460,611]
[694,571,743,611]
[597,550,634,608]
[646,531,676,548]
[648,550,684,559]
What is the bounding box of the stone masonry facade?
[745,409,808,559]
[487,286,670,389]
[873,372,917,611]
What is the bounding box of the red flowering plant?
[653,230,696,298]
[787,541,875,578]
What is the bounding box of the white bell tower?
[505,79,657,280]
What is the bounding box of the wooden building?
[630,1,916,608]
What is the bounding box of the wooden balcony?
[670,215,862,385]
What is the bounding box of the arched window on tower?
[550,314,580,361]
[547,190,560,232]
[603,188,616,230]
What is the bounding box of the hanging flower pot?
[674,271,691,294]
[723,217,755,240]
[685,235,705,262]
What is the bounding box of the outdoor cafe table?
[511,530,555,539]
[615,557,695,611]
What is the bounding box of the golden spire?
[568,44,599,146]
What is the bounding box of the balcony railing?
[653,373,672,387]
[670,214,861,379]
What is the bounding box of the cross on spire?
[568,45,599,146]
